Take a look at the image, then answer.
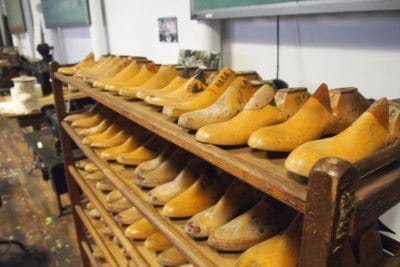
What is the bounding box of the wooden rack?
[65,124,239,266]
[70,165,154,266]
[50,61,400,266]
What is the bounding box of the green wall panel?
[193,0,296,11]
[41,0,90,28]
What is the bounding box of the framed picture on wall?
[4,0,26,34]
[158,17,178,43]
[41,0,91,28]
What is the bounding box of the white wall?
[56,26,92,63]
[16,0,221,64]
[103,0,221,64]
[222,12,400,99]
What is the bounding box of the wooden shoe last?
[161,173,232,218]
[208,197,294,251]
[185,181,261,238]
[237,215,303,267]
[285,98,390,176]
[178,77,257,130]
[196,86,309,145]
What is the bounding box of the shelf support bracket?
[299,157,356,267]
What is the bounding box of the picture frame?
[4,0,26,34]
[41,0,91,28]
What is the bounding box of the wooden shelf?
[69,164,154,266]
[63,121,239,266]
[74,166,161,267]
[51,63,400,267]
[77,166,238,267]
[78,206,137,266]
[76,205,120,267]
[55,72,307,212]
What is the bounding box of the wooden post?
[50,62,90,267]
[299,157,357,267]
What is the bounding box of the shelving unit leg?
[50,62,90,267]
[299,157,356,267]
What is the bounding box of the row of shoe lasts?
[59,53,400,177]
[67,110,301,266]
[71,108,385,267]
[78,160,198,267]
[77,154,383,267]
[73,56,265,122]
[77,157,300,267]
[84,203,383,267]
[58,53,206,101]
[84,200,191,267]
[124,66,399,178]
